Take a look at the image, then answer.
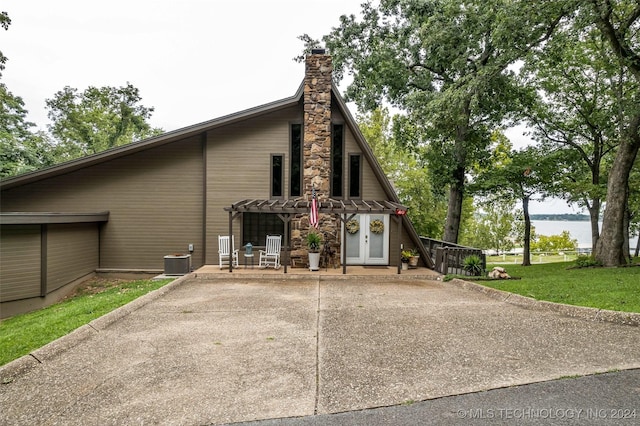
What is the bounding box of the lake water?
[532,220,639,252]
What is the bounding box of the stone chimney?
[291,49,339,267]
[303,49,332,199]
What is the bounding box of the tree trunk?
[443,167,464,243]
[587,198,601,253]
[443,105,470,244]
[522,195,532,266]
[595,139,639,266]
[623,203,631,262]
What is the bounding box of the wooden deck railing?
[419,237,486,275]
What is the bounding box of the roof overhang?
[0,212,110,225]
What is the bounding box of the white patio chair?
[259,235,281,269]
[218,235,239,269]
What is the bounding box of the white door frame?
[342,214,389,265]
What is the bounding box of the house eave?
[0,211,110,225]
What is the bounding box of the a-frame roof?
[1,80,394,200]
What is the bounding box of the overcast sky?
[3,0,371,132]
[2,0,582,214]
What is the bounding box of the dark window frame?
[242,213,285,247]
[348,153,362,199]
[331,123,344,198]
[289,123,302,197]
[270,153,284,199]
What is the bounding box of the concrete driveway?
[1,274,639,425]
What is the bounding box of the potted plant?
[408,248,420,268]
[307,231,321,271]
[401,250,412,270]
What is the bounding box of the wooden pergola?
[224,198,409,274]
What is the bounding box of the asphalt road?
[234,369,640,425]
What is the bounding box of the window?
[242,213,285,247]
[349,154,361,198]
[290,124,302,197]
[271,154,283,198]
[331,124,344,197]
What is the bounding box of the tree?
[521,25,620,252]
[470,134,554,265]
[0,83,57,177]
[627,155,640,258]
[357,108,447,237]
[0,11,10,77]
[301,0,568,243]
[585,0,640,266]
[461,200,516,255]
[531,230,578,253]
[46,83,162,159]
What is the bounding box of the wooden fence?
[420,237,486,275]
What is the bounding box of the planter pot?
[401,262,409,270]
[409,255,419,268]
[309,252,320,271]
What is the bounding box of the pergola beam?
[223,198,409,274]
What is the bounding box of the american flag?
[310,187,319,229]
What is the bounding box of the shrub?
[573,255,602,268]
[463,254,484,276]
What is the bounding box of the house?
[0,50,431,317]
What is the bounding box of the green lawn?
[486,253,581,264]
[0,277,173,367]
[478,262,640,313]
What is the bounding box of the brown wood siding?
[46,223,99,292]
[205,105,302,264]
[343,125,386,200]
[1,138,204,270]
[0,225,41,302]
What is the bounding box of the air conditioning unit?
[164,254,191,275]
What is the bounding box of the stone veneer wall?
[290,52,340,267]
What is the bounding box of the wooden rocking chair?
[218,235,239,269]
[259,235,281,269]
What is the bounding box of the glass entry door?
[343,214,389,265]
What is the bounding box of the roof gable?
[1,80,397,206]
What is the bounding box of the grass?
[487,253,582,264]
[469,262,640,313]
[0,277,173,367]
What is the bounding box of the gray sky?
[2,0,581,215]
[3,0,364,131]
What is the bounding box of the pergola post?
[228,210,233,273]
[342,213,347,275]
[396,215,402,274]
[277,213,290,274]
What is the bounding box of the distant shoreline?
[530,214,590,221]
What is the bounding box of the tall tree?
[521,25,620,252]
[46,83,162,160]
[302,0,568,243]
[584,0,640,265]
